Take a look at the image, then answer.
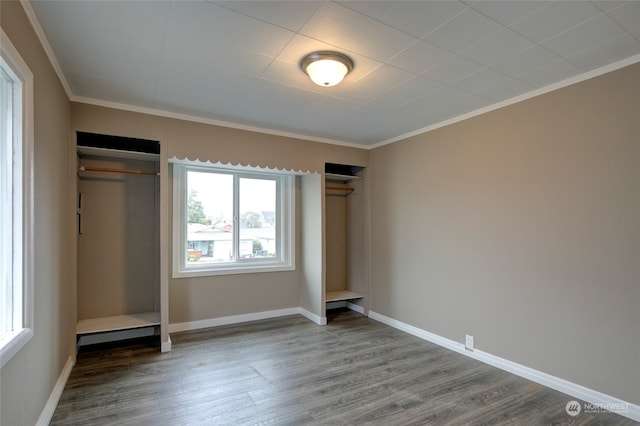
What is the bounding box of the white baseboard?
[345,301,365,314]
[299,307,327,325]
[161,336,172,352]
[36,356,75,426]
[368,311,640,423]
[169,307,303,333]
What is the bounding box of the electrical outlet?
[465,335,474,351]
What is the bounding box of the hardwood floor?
[52,309,636,425]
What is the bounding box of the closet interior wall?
[325,183,347,293]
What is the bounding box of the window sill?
[0,327,34,368]
[173,262,295,278]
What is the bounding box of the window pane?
[186,171,233,264]
[0,66,13,337]
[239,178,276,259]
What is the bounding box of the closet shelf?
[326,290,363,303]
[77,312,160,335]
[77,146,159,162]
[325,173,360,182]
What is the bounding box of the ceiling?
[28,1,640,147]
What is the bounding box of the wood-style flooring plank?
[51,309,637,425]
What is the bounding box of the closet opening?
[75,132,161,348]
[325,163,366,319]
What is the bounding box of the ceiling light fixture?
[300,51,354,87]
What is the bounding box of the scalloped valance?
[168,156,318,176]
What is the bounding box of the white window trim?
[172,163,295,278]
[0,29,34,368]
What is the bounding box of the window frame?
[172,163,295,278]
[0,29,34,369]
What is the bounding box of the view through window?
[173,164,294,277]
[186,171,277,263]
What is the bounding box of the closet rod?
[78,166,159,176]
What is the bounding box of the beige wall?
[370,63,640,405]
[299,174,324,318]
[72,103,368,325]
[0,2,72,425]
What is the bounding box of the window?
[173,163,295,277]
[1,30,34,368]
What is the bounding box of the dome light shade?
[300,51,354,87]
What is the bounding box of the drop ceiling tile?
[606,1,640,32]
[154,73,240,111]
[474,77,533,102]
[378,1,467,38]
[300,3,419,64]
[67,70,156,103]
[337,64,417,102]
[591,1,630,13]
[325,109,396,141]
[31,1,171,52]
[335,1,399,22]
[274,34,335,64]
[303,105,374,139]
[423,7,504,53]
[468,1,551,27]
[508,1,603,43]
[34,24,163,73]
[453,68,512,95]
[58,54,158,91]
[401,85,471,114]
[461,29,536,67]
[421,55,485,85]
[158,52,268,96]
[390,41,453,74]
[212,1,322,32]
[368,76,445,109]
[350,21,418,62]
[162,44,273,80]
[541,14,627,58]
[397,92,489,131]
[308,98,366,123]
[566,34,640,71]
[431,94,492,120]
[165,1,295,59]
[517,59,583,88]
[299,2,376,49]
[491,45,561,78]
